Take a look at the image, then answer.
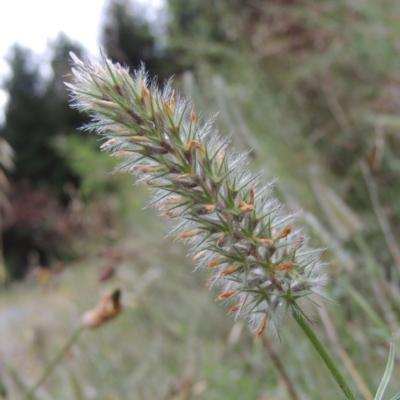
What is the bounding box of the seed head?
[66,52,328,338]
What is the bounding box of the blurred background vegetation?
[1,0,400,399]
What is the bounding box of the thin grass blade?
[389,392,400,400]
[375,335,395,400]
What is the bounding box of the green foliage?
[0,43,83,195]
[102,0,176,81]
[167,0,240,68]
[0,37,90,279]
[52,135,121,200]
[166,0,400,274]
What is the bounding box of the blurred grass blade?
[317,302,374,400]
[375,335,395,400]
[68,371,84,400]
[343,282,389,335]
[8,367,41,400]
[360,161,400,275]
[389,392,400,400]
[0,375,7,398]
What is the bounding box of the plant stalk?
[24,326,84,400]
[261,334,300,400]
[292,310,357,400]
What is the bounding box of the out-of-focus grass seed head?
[66,52,328,338]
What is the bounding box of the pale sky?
[0,0,165,124]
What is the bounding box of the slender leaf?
[375,335,395,400]
[389,392,400,400]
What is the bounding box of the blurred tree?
[102,0,176,81]
[0,138,13,283]
[46,34,88,133]
[0,43,82,195]
[0,38,88,279]
[167,0,239,68]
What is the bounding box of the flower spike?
[66,52,328,337]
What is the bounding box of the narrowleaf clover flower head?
[66,52,328,338]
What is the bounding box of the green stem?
[24,326,85,400]
[292,309,357,400]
